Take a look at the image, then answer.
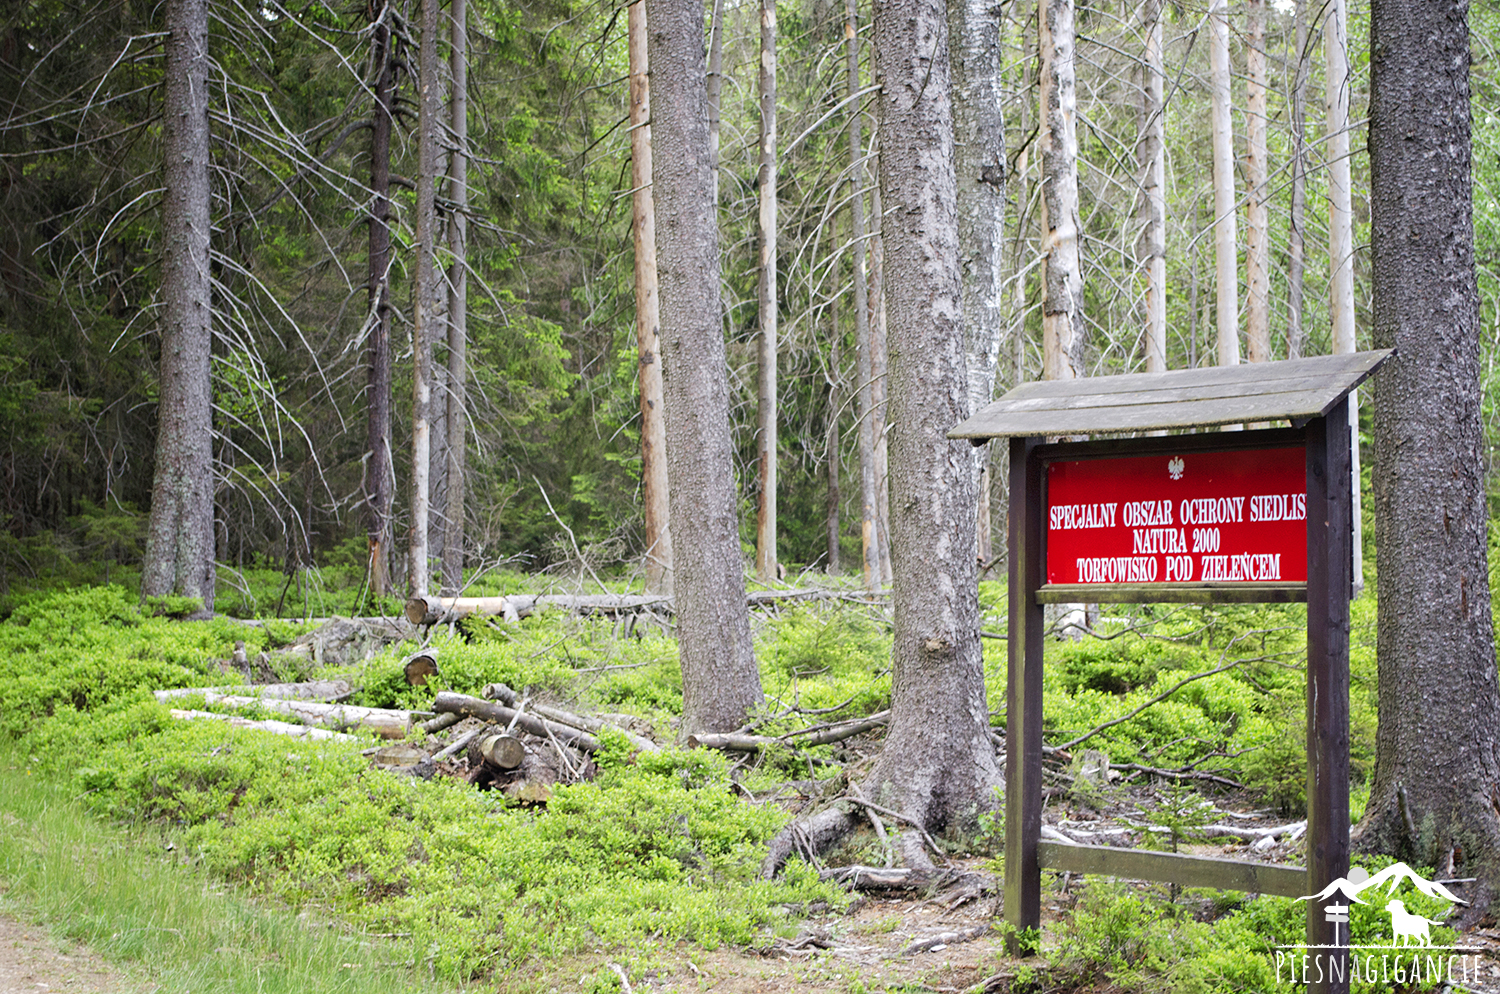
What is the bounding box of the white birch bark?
[755,0,779,582]
[1209,0,1238,367]
[951,0,1005,560]
[1325,0,1361,592]
[441,0,468,596]
[1039,0,1083,381]
[407,0,440,597]
[848,0,880,592]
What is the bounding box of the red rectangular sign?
[1045,447,1307,585]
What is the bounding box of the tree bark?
[1324,0,1363,592]
[143,0,215,612]
[441,0,468,596]
[646,0,763,735]
[864,0,1000,848]
[628,1,673,595]
[1361,0,1500,910]
[848,0,880,592]
[1244,0,1269,364]
[755,0,779,583]
[870,178,893,585]
[408,0,440,598]
[364,5,397,599]
[1137,0,1165,374]
[1038,0,1083,381]
[949,0,1005,561]
[1286,0,1307,360]
[1209,0,1238,367]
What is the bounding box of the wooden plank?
[1305,406,1352,990]
[954,390,1350,438]
[1038,840,1308,897]
[972,350,1389,402]
[1036,582,1307,604]
[1032,425,1305,462]
[996,372,1357,414]
[949,350,1392,439]
[1005,436,1045,954]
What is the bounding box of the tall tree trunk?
[950,0,1005,562]
[1209,0,1238,366]
[441,0,468,596]
[1039,0,1083,381]
[646,0,763,734]
[1361,0,1500,911]
[1324,0,1362,592]
[1244,0,1269,364]
[143,0,215,612]
[826,322,842,574]
[1286,0,1307,360]
[755,0,779,583]
[629,0,673,595]
[706,0,725,205]
[364,5,396,599]
[1137,0,1165,374]
[864,0,999,855]
[408,0,439,598]
[870,177,893,586]
[847,0,879,592]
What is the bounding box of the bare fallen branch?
[168,709,355,741]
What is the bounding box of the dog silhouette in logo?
[1385,899,1445,947]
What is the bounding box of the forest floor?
[0,915,135,994]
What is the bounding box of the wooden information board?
[947,351,1394,994]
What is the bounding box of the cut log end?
[476,732,527,770]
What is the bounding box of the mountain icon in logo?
[1296,863,1467,947]
[1167,456,1185,480]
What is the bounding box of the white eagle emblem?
[1167,456,1185,480]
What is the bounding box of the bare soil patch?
[0,914,135,994]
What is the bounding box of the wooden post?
[1305,402,1352,993]
[1005,435,1044,953]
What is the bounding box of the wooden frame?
[1004,411,1352,994]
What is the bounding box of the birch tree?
[407,0,440,597]
[1287,0,1308,359]
[1324,0,1362,587]
[754,0,779,583]
[629,0,673,595]
[646,0,763,734]
[143,0,215,612]
[1039,0,1083,381]
[1209,0,1238,367]
[950,0,1006,558]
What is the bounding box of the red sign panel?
[1046,447,1307,585]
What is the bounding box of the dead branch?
[431,691,600,752]
[688,710,889,753]
[168,693,413,738]
[480,683,659,753]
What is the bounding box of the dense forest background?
[0,0,1495,593]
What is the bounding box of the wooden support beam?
[1036,582,1307,604]
[1005,435,1044,954]
[1305,404,1352,993]
[1038,840,1308,897]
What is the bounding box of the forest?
[0,0,1498,991]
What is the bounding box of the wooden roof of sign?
[949,349,1393,439]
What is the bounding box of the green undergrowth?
[0,738,436,994]
[0,575,1391,988]
[1049,854,1458,994]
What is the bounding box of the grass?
[0,738,444,994]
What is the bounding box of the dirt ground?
[0,915,134,994]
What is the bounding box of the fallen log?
[168,693,412,739]
[687,710,890,753]
[431,691,600,752]
[472,731,527,770]
[169,709,355,742]
[155,679,353,704]
[480,683,659,753]
[818,865,997,895]
[406,587,882,625]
